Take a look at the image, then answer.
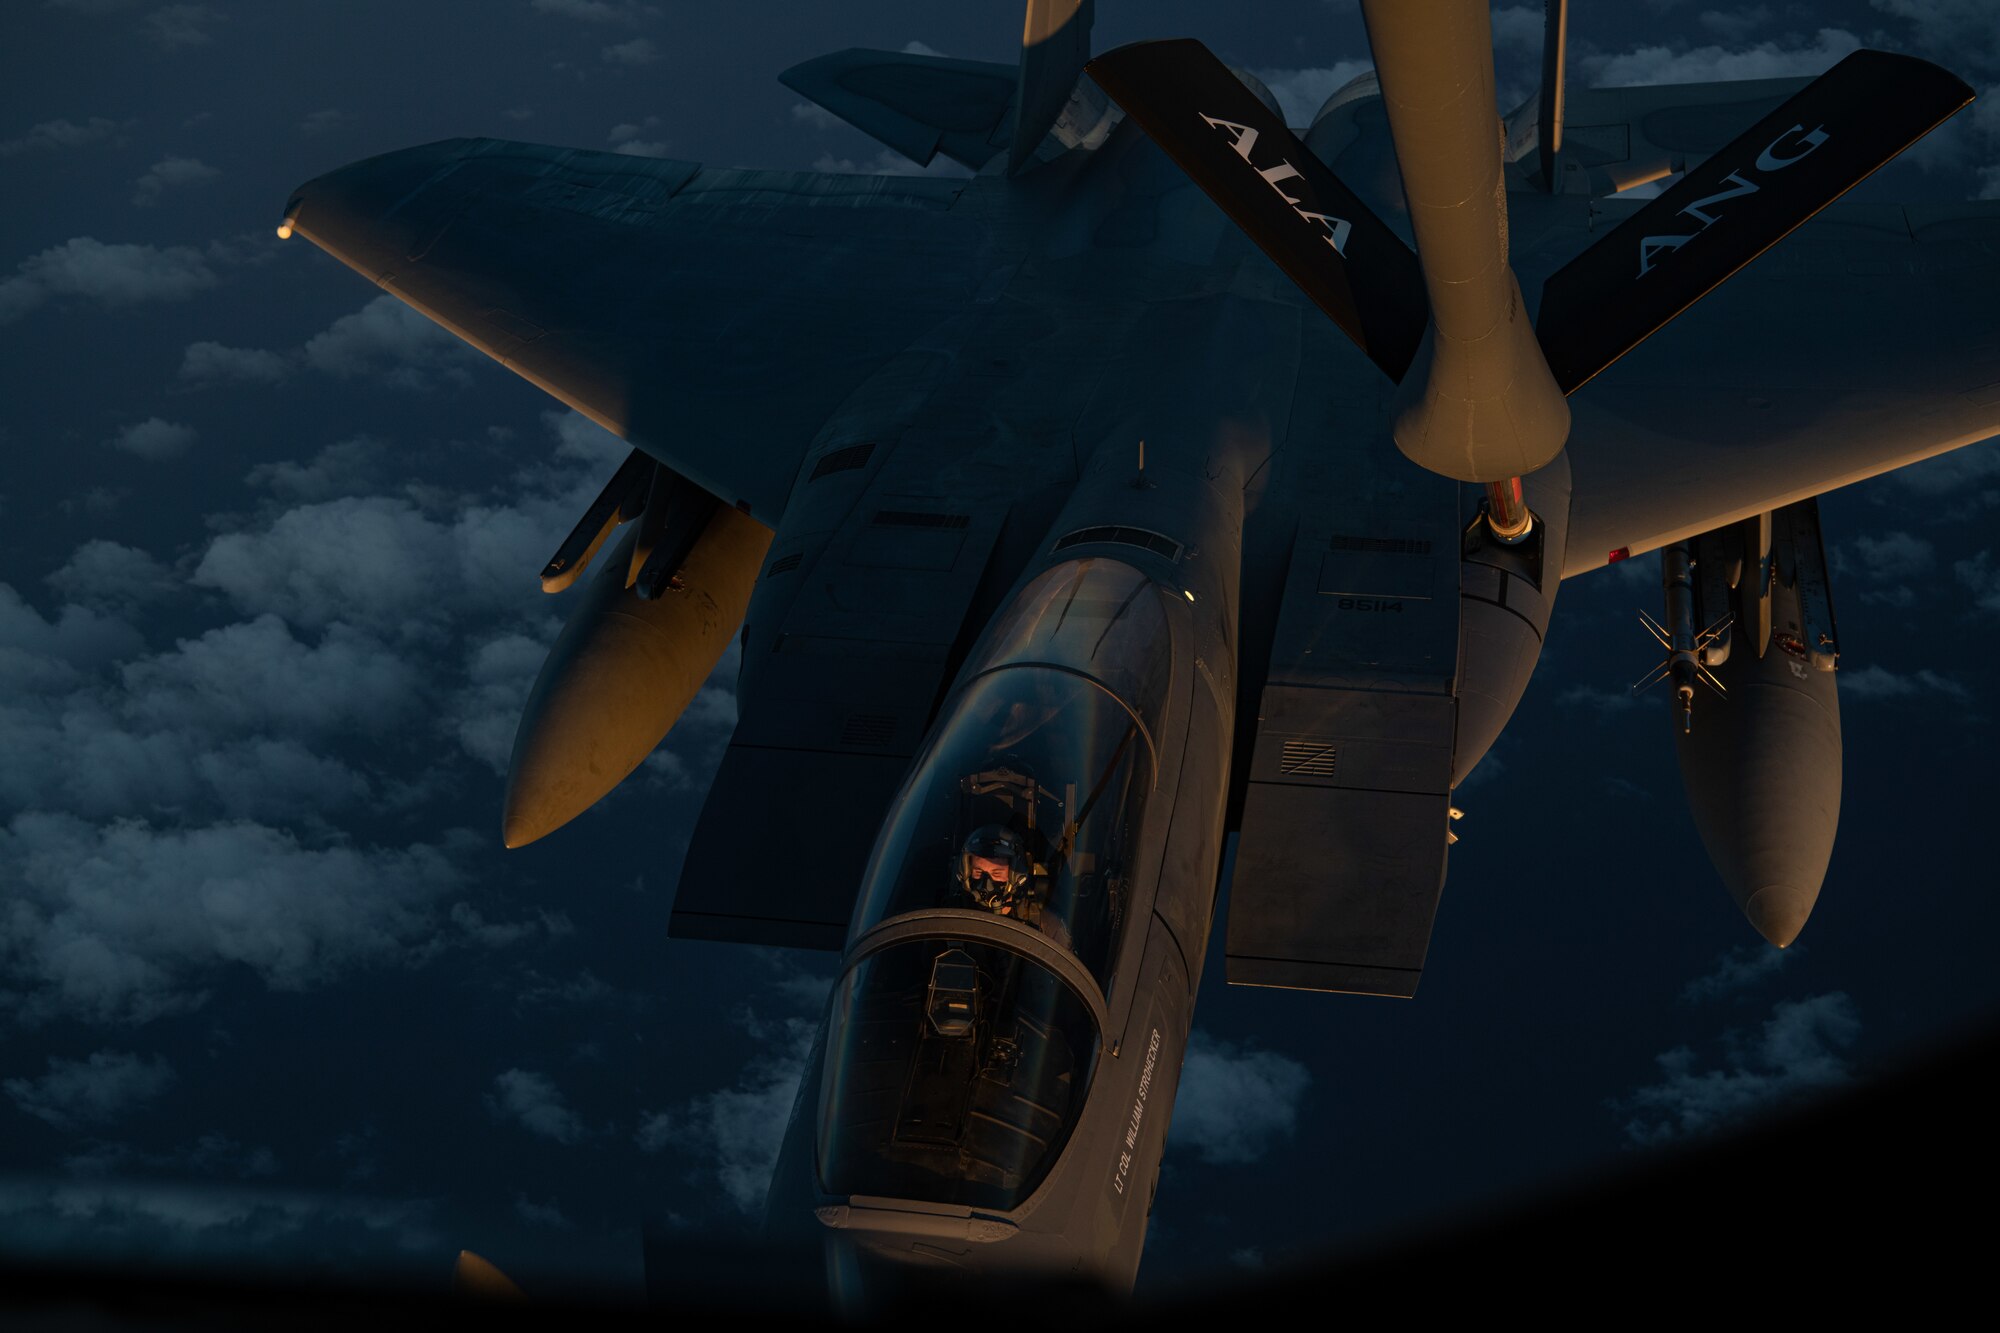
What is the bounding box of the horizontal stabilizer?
[1536,49,1975,395]
[780,48,1016,171]
[1086,38,1428,384]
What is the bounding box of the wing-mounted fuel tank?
[502,449,772,848]
[1650,498,1842,946]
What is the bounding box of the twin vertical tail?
[1085,4,1972,475]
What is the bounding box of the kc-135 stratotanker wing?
[281,0,1984,1297]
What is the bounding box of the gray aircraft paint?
[281,3,1994,1298]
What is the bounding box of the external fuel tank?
[1673,500,1841,947]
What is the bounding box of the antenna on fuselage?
[1537,0,1569,192]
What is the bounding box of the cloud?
[5,1051,175,1128]
[1556,684,1638,713]
[513,1194,573,1228]
[1952,550,2000,611]
[811,149,968,178]
[545,408,628,466]
[531,0,652,23]
[900,40,944,57]
[600,36,657,66]
[1166,1032,1311,1166]
[1870,0,2000,68]
[106,417,197,460]
[790,102,839,131]
[0,117,124,157]
[242,435,386,502]
[1838,664,1971,701]
[487,1069,587,1144]
[608,118,670,158]
[1615,992,1860,1143]
[1579,28,1862,87]
[189,493,559,639]
[1249,60,1374,129]
[0,813,465,1024]
[298,108,350,136]
[119,616,423,740]
[45,540,178,614]
[300,295,485,390]
[132,155,219,206]
[142,3,222,50]
[0,237,216,324]
[448,631,549,773]
[1679,944,1792,1003]
[1891,441,2000,500]
[178,340,291,386]
[1847,532,1935,580]
[0,1180,438,1263]
[636,1014,812,1213]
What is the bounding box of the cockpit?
[818,559,1176,1212]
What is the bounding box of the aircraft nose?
[1742,883,1815,949]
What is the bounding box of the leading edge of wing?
[283,138,988,522]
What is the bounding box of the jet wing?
[1556,199,2000,575]
[284,138,996,521]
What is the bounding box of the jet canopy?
[847,558,1174,986]
[817,559,1175,1212]
[817,937,1100,1213]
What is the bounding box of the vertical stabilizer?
[1009,0,1095,174]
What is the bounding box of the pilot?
[956,824,1073,950]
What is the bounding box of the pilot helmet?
[956,825,1029,913]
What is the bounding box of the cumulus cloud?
[1870,0,2000,68]
[190,493,561,639]
[1679,944,1792,1003]
[1952,550,2000,612]
[120,616,423,740]
[106,417,196,460]
[636,1008,814,1212]
[0,237,216,325]
[242,435,387,502]
[449,632,550,773]
[0,116,124,157]
[608,117,670,158]
[1839,664,1972,701]
[487,1069,587,1144]
[811,149,969,178]
[900,40,945,58]
[301,295,485,390]
[514,1194,573,1228]
[1166,1032,1311,1166]
[1579,28,1861,87]
[532,0,653,23]
[600,36,658,66]
[143,3,223,50]
[0,813,465,1024]
[1616,992,1860,1143]
[45,540,178,615]
[1556,683,1637,713]
[298,108,350,136]
[5,1051,175,1129]
[0,1180,438,1262]
[132,155,219,207]
[790,102,839,131]
[1892,441,2000,499]
[178,339,291,386]
[1249,60,1374,129]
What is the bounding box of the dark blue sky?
[2,0,1996,1304]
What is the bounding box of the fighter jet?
[278,0,1987,1298]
